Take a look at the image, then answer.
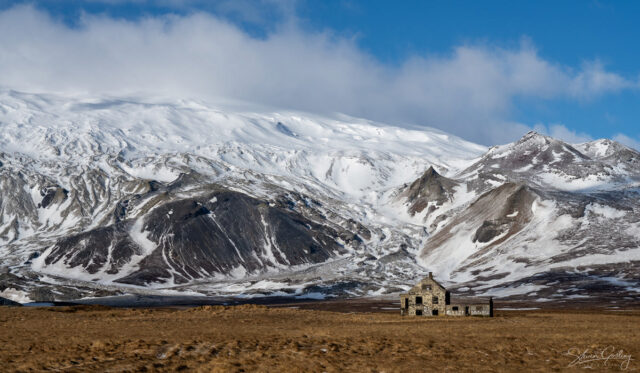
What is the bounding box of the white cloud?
[0,5,636,145]
[612,133,640,151]
[533,123,593,144]
[568,61,635,99]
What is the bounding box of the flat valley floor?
[1,300,639,372]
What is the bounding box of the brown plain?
[0,302,638,372]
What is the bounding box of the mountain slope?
[397,133,640,300]
[0,89,639,303]
[0,90,484,301]
[36,188,351,286]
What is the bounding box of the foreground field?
[0,303,638,372]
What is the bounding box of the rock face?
[470,183,537,243]
[38,186,69,209]
[40,187,349,286]
[0,90,639,301]
[398,166,458,216]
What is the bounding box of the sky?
[0,0,639,148]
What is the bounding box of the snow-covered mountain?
[0,89,638,304]
[405,132,640,301]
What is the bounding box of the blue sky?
[0,0,638,147]
[302,1,640,144]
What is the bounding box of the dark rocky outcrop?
[44,222,143,275]
[42,188,349,286]
[30,287,56,302]
[473,220,509,243]
[399,166,458,216]
[38,186,69,209]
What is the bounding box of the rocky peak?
[423,166,440,178]
[464,131,589,176]
[517,131,551,145]
[399,166,458,216]
[576,138,637,159]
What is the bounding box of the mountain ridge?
[0,90,639,304]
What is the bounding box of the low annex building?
[400,273,493,317]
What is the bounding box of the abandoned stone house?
[400,273,493,317]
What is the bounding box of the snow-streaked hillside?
[1,90,639,304]
[408,132,640,301]
[0,90,485,302]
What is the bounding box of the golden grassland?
[0,302,638,372]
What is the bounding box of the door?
[465,306,469,316]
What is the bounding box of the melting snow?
[0,287,32,303]
[586,204,627,219]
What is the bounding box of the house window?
[421,284,431,290]
[432,309,438,316]
[476,306,483,311]
[404,298,409,309]
[432,296,439,304]
[415,296,423,305]
[416,310,423,316]
[452,306,459,311]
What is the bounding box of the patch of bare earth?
[0,304,638,372]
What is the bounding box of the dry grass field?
[0,301,638,372]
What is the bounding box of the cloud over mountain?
[0,5,637,145]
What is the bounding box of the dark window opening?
[432,309,438,316]
[452,306,459,311]
[421,284,431,290]
[415,296,423,305]
[416,310,423,316]
[404,298,408,309]
[432,296,439,304]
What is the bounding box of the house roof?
[403,274,448,294]
[427,276,446,290]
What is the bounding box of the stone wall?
[445,304,466,316]
[444,303,492,316]
[400,274,493,317]
[468,303,492,316]
[400,275,448,316]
